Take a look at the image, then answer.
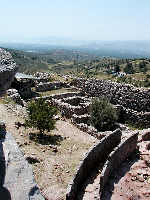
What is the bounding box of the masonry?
[71,78,150,127]
[0,48,18,95]
[66,129,122,200]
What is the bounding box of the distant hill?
[2,47,99,74]
[3,48,55,74]
[0,39,150,58]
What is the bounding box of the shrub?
[25,98,57,135]
[89,97,118,131]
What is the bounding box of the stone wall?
[0,48,18,95]
[122,107,150,128]
[72,78,150,112]
[35,81,67,92]
[36,92,82,101]
[53,100,90,118]
[114,104,150,128]
[63,96,90,106]
[100,131,139,198]
[71,114,90,124]
[66,129,122,200]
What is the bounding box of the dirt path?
[0,103,98,200]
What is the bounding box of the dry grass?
[0,103,97,200]
[36,87,79,96]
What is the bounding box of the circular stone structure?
[0,48,18,95]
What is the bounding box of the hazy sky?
[0,0,150,42]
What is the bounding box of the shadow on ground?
[29,132,64,145]
[76,162,105,200]
[101,150,140,200]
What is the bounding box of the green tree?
[114,65,120,73]
[124,63,134,74]
[139,61,147,73]
[25,98,57,135]
[89,97,118,131]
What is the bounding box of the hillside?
[3,47,99,74]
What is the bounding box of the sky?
[0,0,150,42]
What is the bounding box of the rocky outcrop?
[0,126,44,200]
[0,48,18,95]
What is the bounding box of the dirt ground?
[1,101,150,200]
[0,102,98,200]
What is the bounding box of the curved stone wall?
[72,78,150,112]
[66,129,122,200]
[100,131,139,198]
[0,48,18,95]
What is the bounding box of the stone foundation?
[100,131,139,198]
[72,78,150,112]
[66,129,122,200]
[35,81,67,92]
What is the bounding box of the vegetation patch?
[25,98,58,137]
[89,97,118,131]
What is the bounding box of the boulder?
[0,132,45,200]
[0,48,18,95]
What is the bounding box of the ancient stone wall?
[0,48,18,95]
[50,97,90,118]
[71,114,90,124]
[66,129,122,200]
[72,78,150,112]
[100,131,139,197]
[36,92,82,101]
[35,81,67,92]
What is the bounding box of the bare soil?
[0,102,98,200]
[1,101,150,200]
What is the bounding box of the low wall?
[66,129,122,200]
[63,96,90,106]
[72,78,150,112]
[52,99,90,118]
[122,107,150,128]
[35,81,67,92]
[36,92,82,101]
[75,123,112,140]
[71,114,90,124]
[100,131,139,197]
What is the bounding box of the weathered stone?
[35,81,67,92]
[0,132,45,200]
[0,48,18,95]
[100,131,139,198]
[142,130,150,141]
[66,129,122,200]
[7,89,24,105]
[71,78,150,127]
